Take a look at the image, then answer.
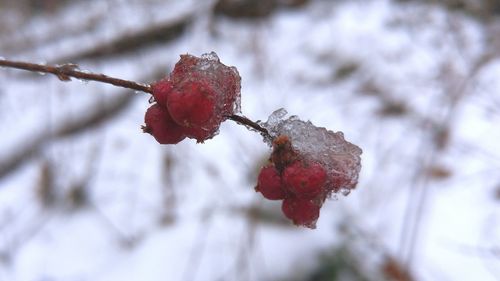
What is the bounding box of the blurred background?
[0,0,499,280]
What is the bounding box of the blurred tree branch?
[0,59,152,93]
[0,91,135,179]
[54,16,191,62]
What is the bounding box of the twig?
[0,59,152,93]
[226,115,270,139]
[0,58,272,142]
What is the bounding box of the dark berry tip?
[141,125,151,134]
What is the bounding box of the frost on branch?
[255,109,362,228]
[144,52,241,143]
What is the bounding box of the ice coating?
[148,52,242,143]
[262,109,362,195]
[171,52,241,115]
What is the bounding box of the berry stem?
[226,114,270,139]
[0,58,152,93]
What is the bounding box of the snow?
[1,0,499,280]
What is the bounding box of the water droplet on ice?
[341,188,351,196]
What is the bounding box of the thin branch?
[0,67,166,181]
[0,58,272,148]
[0,59,152,93]
[226,114,270,139]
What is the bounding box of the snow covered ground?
[0,0,499,280]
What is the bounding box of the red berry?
[171,53,240,118]
[151,80,173,106]
[166,80,218,142]
[146,52,241,143]
[212,65,241,114]
[330,172,352,190]
[281,197,320,228]
[143,104,186,144]
[283,160,326,199]
[167,80,216,127]
[255,165,285,200]
[171,54,199,81]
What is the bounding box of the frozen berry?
[260,109,362,198]
[281,197,320,228]
[255,164,286,200]
[167,80,216,129]
[283,160,326,199]
[143,104,186,144]
[213,65,241,114]
[151,80,173,106]
[172,53,241,118]
[145,52,241,144]
[330,172,352,191]
[171,54,199,81]
[221,78,240,113]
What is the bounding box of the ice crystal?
[262,109,362,194]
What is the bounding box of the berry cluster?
[143,52,241,143]
[140,54,362,229]
[255,110,362,228]
[0,52,362,231]
[256,136,329,228]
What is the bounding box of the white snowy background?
[0,0,499,280]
